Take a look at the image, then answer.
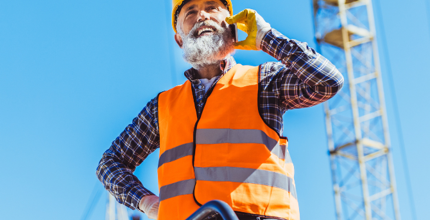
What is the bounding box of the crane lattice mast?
[312,0,401,219]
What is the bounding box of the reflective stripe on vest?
[158,129,292,168]
[159,167,297,202]
[157,64,300,220]
[159,179,195,201]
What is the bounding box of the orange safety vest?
[157,64,299,220]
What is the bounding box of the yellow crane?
[313,0,401,219]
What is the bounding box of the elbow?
[95,150,117,184]
[327,69,344,99]
[96,157,107,183]
[334,70,344,94]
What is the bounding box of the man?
[96,0,344,219]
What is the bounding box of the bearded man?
[96,0,344,219]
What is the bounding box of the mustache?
[188,20,226,37]
[180,19,235,70]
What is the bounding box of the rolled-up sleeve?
[260,29,344,110]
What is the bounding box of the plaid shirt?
[96,29,344,211]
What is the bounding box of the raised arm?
[226,9,344,110]
[96,97,160,210]
[260,29,344,110]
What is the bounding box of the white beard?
[178,20,235,70]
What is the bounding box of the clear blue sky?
[1,0,429,219]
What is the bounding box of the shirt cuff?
[125,184,155,211]
[260,29,299,61]
[256,26,272,50]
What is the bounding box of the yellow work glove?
[225,9,272,51]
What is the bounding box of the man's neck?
[195,63,222,79]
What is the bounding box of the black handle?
[186,200,239,220]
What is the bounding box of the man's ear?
[174,33,183,48]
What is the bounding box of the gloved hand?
[225,9,272,51]
[139,195,159,220]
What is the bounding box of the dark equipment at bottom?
[186,200,239,220]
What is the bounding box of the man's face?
[177,0,230,37]
[174,0,235,70]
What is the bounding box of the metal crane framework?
[313,0,400,219]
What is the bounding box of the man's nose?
[197,10,211,22]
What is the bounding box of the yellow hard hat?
[172,0,233,33]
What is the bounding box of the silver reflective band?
[285,149,292,164]
[194,166,297,199]
[196,129,287,160]
[158,143,193,168]
[159,179,196,201]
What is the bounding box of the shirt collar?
[184,56,237,82]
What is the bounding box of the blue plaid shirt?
[96,29,344,210]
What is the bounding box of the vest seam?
[191,66,241,207]
[191,74,220,207]
[190,83,203,207]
